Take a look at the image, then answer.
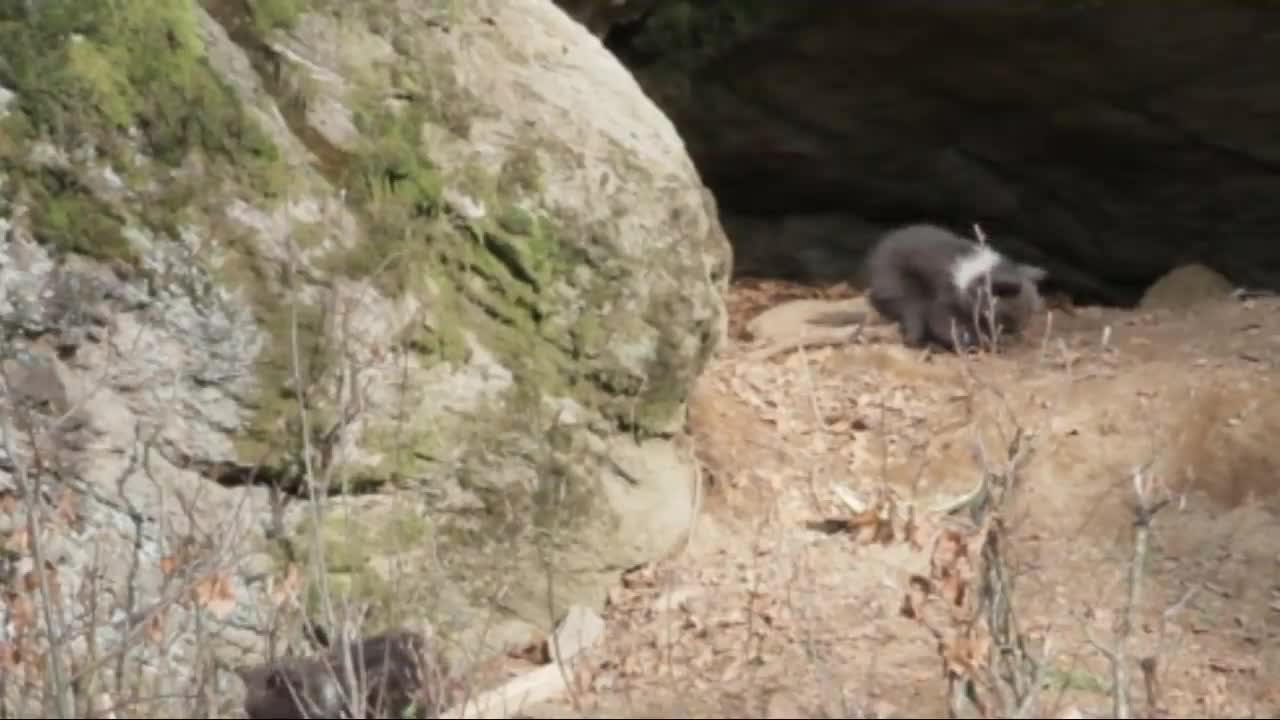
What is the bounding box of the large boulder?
[0,0,728,711]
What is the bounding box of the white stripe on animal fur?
[949,244,1002,291]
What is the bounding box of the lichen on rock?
[0,0,730,698]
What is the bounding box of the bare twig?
[0,368,74,718]
[1083,464,1171,720]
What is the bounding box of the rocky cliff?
[0,0,729,713]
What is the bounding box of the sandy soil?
[522,277,1280,719]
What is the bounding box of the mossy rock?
[0,0,290,272]
[1,0,729,665]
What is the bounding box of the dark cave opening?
[690,154,1126,308]
[593,1,1280,311]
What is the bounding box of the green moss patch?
[24,165,134,264]
[294,505,441,630]
[218,230,339,476]
[325,91,581,398]
[0,0,280,167]
[246,0,304,34]
[0,0,286,264]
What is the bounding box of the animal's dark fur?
[238,630,457,719]
[864,224,1047,351]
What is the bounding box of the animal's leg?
[926,304,974,352]
[871,291,933,349]
[866,290,897,323]
[896,298,931,348]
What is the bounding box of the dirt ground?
[524,277,1280,719]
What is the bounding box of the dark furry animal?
[237,630,457,719]
[861,224,1047,351]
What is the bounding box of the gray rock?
[0,0,729,711]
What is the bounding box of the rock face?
[600,1,1280,304]
[1139,263,1235,311]
[0,0,728,711]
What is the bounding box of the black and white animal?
[852,224,1047,351]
